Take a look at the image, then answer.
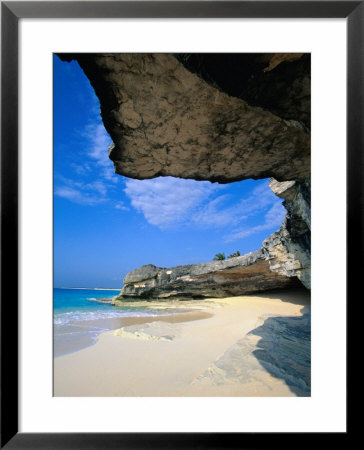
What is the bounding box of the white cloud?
[55,65,120,207]
[54,186,106,206]
[264,201,287,228]
[115,201,129,211]
[124,177,220,227]
[101,165,118,182]
[57,119,120,206]
[54,176,109,206]
[70,162,92,175]
[192,195,244,227]
[83,122,112,168]
[80,121,121,186]
[192,180,283,231]
[234,182,279,215]
[224,200,286,242]
[124,176,286,236]
[84,180,108,196]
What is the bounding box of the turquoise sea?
[55,287,141,324]
[53,288,178,357]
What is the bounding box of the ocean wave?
[53,309,173,325]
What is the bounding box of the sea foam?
[53,309,172,325]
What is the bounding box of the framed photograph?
[2,1,358,448]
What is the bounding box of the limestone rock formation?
[174,53,310,129]
[115,174,311,299]
[262,178,311,289]
[59,53,310,183]
[58,53,311,293]
[264,177,311,289]
[114,250,300,301]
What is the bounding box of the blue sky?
[53,55,286,288]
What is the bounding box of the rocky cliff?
[115,175,310,301]
[114,249,300,302]
[263,177,311,289]
[58,53,311,294]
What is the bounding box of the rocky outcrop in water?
[114,249,300,302]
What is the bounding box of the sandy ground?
[54,289,310,397]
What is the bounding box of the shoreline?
[55,287,121,291]
[54,309,213,357]
[54,289,310,397]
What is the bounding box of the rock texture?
[114,250,300,301]
[59,53,310,183]
[263,177,311,288]
[58,53,311,293]
[115,175,311,299]
[175,53,310,129]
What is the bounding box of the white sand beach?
[54,289,310,397]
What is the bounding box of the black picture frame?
[1,1,359,448]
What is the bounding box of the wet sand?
[54,310,212,357]
[54,289,310,397]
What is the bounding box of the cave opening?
[52,51,311,398]
[54,55,297,290]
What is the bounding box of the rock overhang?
[58,53,310,184]
[57,53,311,295]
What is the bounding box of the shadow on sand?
[248,296,311,396]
